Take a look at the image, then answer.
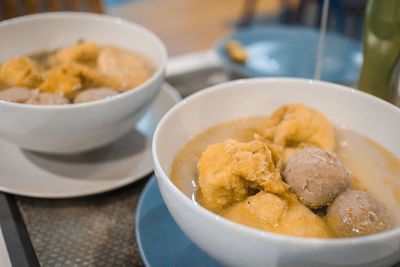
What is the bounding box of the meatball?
[283,148,351,208]
[26,92,70,105]
[326,190,391,237]
[0,87,31,103]
[73,87,118,103]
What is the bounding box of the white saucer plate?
[0,84,181,198]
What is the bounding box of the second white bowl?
[0,12,167,154]
[153,78,400,267]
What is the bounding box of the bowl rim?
[0,11,167,109]
[152,77,400,247]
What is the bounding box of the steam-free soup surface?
[170,116,400,237]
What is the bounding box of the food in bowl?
[170,102,399,238]
[153,78,400,266]
[0,40,154,104]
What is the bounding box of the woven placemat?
[16,176,149,267]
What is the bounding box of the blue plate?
[215,25,362,83]
[136,175,221,267]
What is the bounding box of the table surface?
[16,176,149,266]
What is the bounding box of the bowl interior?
[155,78,400,177]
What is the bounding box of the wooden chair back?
[1,0,103,20]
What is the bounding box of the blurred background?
[0,0,366,55]
[2,0,399,104]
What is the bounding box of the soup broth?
[170,116,400,237]
[0,41,154,105]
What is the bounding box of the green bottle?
[358,0,400,103]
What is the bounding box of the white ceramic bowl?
[0,12,167,154]
[153,78,400,267]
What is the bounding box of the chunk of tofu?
[221,191,333,238]
[197,139,287,212]
[40,63,107,98]
[254,103,335,168]
[256,103,335,149]
[40,64,82,97]
[221,192,288,227]
[51,41,100,66]
[0,57,43,88]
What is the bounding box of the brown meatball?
[0,87,31,103]
[26,92,70,105]
[73,87,118,103]
[283,148,351,208]
[326,190,391,237]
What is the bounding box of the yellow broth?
[170,117,400,235]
